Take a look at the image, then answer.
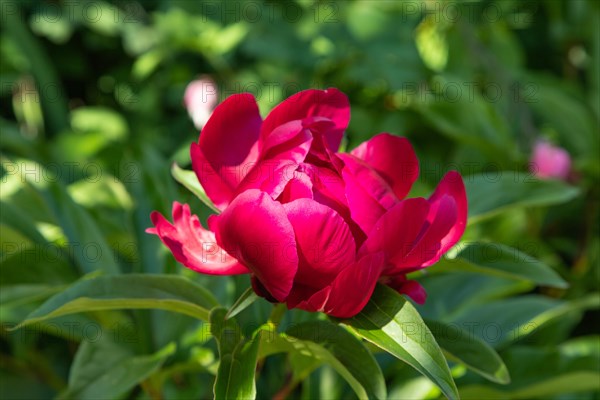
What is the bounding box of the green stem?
[268,303,287,327]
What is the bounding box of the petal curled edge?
[351,133,419,200]
[391,171,467,271]
[191,93,262,210]
[211,189,298,302]
[293,252,385,318]
[425,171,467,262]
[147,202,248,275]
[260,88,350,152]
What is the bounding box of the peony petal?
[211,189,298,301]
[351,133,419,200]
[251,275,278,303]
[290,285,332,314]
[339,154,399,210]
[393,195,457,270]
[190,143,235,210]
[291,252,384,317]
[382,275,427,304]
[235,120,313,200]
[359,198,430,270]
[191,93,262,209]
[283,198,356,288]
[308,162,368,246]
[260,88,350,152]
[148,202,248,275]
[277,169,314,203]
[416,171,467,266]
[340,155,394,234]
[323,252,385,318]
[398,280,427,304]
[386,172,466,272]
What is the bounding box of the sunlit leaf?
[13,274,219,329]
[286,320,387,400]
[338,285,459,400]
[211,308,261,400]
[225,287,259,320]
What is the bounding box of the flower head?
[149,89,467,317]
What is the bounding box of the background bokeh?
[1,0,599,399]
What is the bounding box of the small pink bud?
[530,140,572,180]
[184,77,218,129]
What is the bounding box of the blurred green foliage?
[1,0,598,399]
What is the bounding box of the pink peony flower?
[530,140,572,180]
[184,77,218,129]
[148,89,467,318]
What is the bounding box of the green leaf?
[128,146,179,274]
[433,242,568,288]
[12,274,219,329]
[459,337,600,399]
[70,107,128,140]
[171,163,219,213]
[211,308,261,400]
[40,181,121,275]
[286,320,387,400]
[67,176,133,210]
[417,273,534,322]
[338,284,459,400]
[61,337,175,400]
[2,0,70,135]
[0,200,47,244]
[414,84,515,161]
[425,319,510,384]
[225,287,259,320]
[460,372,599,400]
[451,294,600,348]
[466,173,580,224]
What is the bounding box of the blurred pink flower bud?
[530,140,572,180]
[184,77,218,129]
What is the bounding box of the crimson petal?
[260,88,350,152]
[211,189,298,301]
[351,133,419,200]
[191,93,262,209]
[148,202,248,275]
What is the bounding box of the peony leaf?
[425,319,510,384]
[60,338,175,400]
[211,308,261,400]
[466,173,579,224]
[11,274,219,329]
[338,284,459,400]
[285,320,387,400]
[459,336,600,399]
[225,287,259,320]
[432,242,568,289]
[255,320,386,400]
